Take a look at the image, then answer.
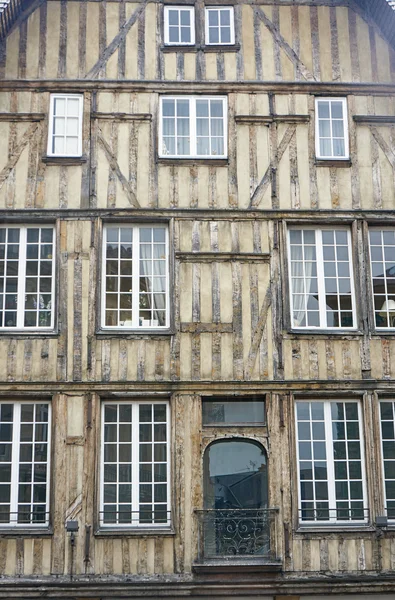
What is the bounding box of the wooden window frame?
[101,224,170,331]
[0,225,56,332]
[379,400,395,521]
[205,6,235,45]
[0,401,51,529]
[47,94,83,158]
[100,400,171,529]
[295,399,368,526]
[315,97,349,160]
[159,96,228,159]
[287,226,357,331]
[164,5,195,46]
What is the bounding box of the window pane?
[202,397,265,425]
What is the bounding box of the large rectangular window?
[288,228,356,329]
[380,401,395,519]
[164,6,195,45]
[47,94,83,157]
[315,98,348,160]
[0,402,51,528]
[0,226,55,330]
[102,225,169,329]
[159,96,227,158]
[369,229,395,329]
[100,401,170,528]
[296,400,367,524]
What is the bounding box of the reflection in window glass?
[288,228,355,329]
[369,230,395,328]
[380,401,395,519]
[202,397,265,425]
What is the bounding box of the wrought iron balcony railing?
[195,508,280,561]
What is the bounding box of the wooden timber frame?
[1,0,395,597]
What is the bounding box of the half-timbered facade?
[0,0,395,598]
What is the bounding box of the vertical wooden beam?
[210,222,221,380]
[78,0,87,78]
[348,7,360,82]
[57,0,67,79]
[254,7,263,80]
[291,5,300,81]
[191,222,201,381]
[138,7,145,80]
[310,6,320,81]
[330,6,340,82]
[99,0,107,79]
[38,1,47,78]
[118,0,126,79]
[18,20,27,79]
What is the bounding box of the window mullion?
[132,227,139,328]
[316,231,327,328]
[191,99,196,157]
[17,228,27,329]
[132,404,139,522]
[10,404,21,525]
[325,402,337,523]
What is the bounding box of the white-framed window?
[205,7,235,45]
[0,401,51,528]
[288,227,356,329]
[315,98,349,160]
[102,224,169,329]
[368,229,395,329]
[296,400,367,525]
[0,226,55,330]
[159,96,227,159]
[47,94,83,157]
[164,6,195,45]
[380,400,395,520]
[100,400,171,528]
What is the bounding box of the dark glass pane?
[202,398,265,425]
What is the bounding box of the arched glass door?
[201,439,270,558]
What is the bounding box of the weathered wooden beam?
[180,322,233,334]
[91,111,152,122]
[97,130,140,208]
[369,126,395,169]
[175,252,270,263]
[354,115,395,124]
[85,0,151,79]
[245,285,272,380]
[0,112,45,121]
[235,115,310,125]
[3,80,395,96]
[0,121,39,192]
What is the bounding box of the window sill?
[161,43,240,53]
[315,159,351,168]
[158,158,228,167]
[284,329,364,340]
[295,525,375,536]
[95,527,175,537]
[96,328,174,339]
[192,558,282,574]
[0,527,53,537]
[42,155,87,166]
[0,330,59,339]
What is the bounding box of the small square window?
[315,98,349,160]
[164,6,195,45]
[205,7,235,45]
[47,94,83,157]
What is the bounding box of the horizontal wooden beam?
[235,115,310,125]
[0,112,45,121]
[176,251,270,263]
[2,208,395,221]
[354,115,395,125]
[180,322,233,333]
[2,80,395,96]
[91,111,152,122]
[160,43,241,54]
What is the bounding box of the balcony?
[193,508,282,573]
